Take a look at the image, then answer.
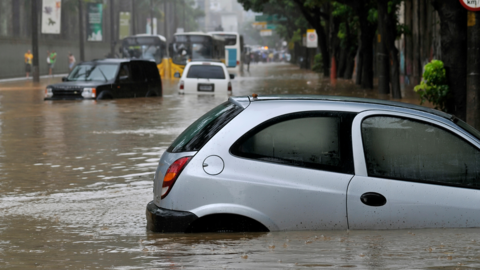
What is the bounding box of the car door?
[130,61,148,97]
[116,63,134,98]
[144,61,162,96]
[347,111,480,229]
[185,109,357,231]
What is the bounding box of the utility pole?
[110,0,115,57]
[467,10,480,130]
[164,0,167,38]
[150,0,153,35]
[131,0,136,35]
[174,0,177,34]
[31,0,39,82]
[183,0,186,32]
[79,0,85,61]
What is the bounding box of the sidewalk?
[0,74,67,91]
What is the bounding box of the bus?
[120,34,169,78]
[209,32,244,74]
[169,32,226,77]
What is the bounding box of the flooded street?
[1,63,479,269]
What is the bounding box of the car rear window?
[186,65,226,79]
[167,101,244,153]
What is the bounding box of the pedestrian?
[46,50,51,74]
[68,52,76,71]
[244,52,250,72]
[24,49,33,78]
[49,50,57,76]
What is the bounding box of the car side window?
[230,112,356,174]
[130,62,146,83]
[118,64,131,82]
[144,62,160,82]
[362,116,480,188]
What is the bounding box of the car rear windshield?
[167,101,244,153]
[186,65,225,79]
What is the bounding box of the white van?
[175,61,234,95]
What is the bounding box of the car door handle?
[360,192,387,207]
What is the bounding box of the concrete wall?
[0,37,110,79]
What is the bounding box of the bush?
[312,53,323,72]
[414,60,449,112]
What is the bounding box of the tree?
[431,0,467,120]
[335,0,376,88]
[377,0,402,98]
[239,0,332,77]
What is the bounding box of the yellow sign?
[468,11,476,27]
[252,22,267,30]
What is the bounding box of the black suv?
[44,59,162,100]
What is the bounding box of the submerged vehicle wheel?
[145,90,158,97]
[96,92,114,100]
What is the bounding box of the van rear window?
[167,101,243,153]
[187,65,225,79]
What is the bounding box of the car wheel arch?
[185,213,269,233]
[96,90,114,100]
[189,203,279,231]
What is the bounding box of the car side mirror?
[174,72,181,78]
[229,74,235,80]
[119,75,129,81]
[62,77,68,82]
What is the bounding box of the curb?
[0,74,68,83]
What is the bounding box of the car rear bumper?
[146,201,198,233]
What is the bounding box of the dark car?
[44,59,162,100]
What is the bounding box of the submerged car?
[175,61,233,95]
[44,59,162,100]
[147,95,480,233]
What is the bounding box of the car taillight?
[179,80,184,90]
[236,60,240,66]
[161,156,191,199]
[228,81,232,91]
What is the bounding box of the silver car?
[146,95,480,233]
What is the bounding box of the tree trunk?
[390,46,402,99]
[337,48,347,78]
[356,48,363,85]
[377,0,390,94]
[358,5,375,89]
[379,0,402,98]
[344,50,356,79]
[431,0,467,120]
[317,24,330,77]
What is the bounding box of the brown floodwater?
[0,63,477,269]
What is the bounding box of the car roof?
[186,61,227,69]
[78,58,155,65]
[229,95,454,121]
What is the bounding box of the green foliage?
[312,53,323,73]
[414,60,450,111]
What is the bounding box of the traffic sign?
[260,30,272,36]
[306,29,317,48]
[460,0,480,11]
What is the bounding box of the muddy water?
[0,63,477,269]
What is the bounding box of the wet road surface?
[1,63,479,269]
